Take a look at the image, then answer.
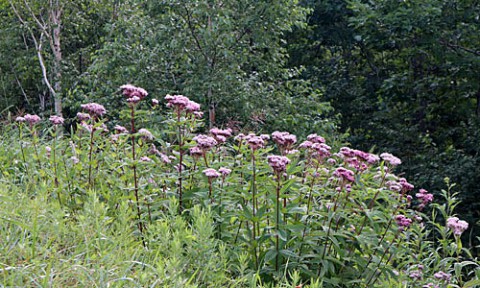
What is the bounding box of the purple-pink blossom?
[193,134,217,150]
[165,94,201,115]
[24,114,41,125]
[399,178,414,192]
[81,103,106,117]
[272,131,297,149]
[189,146,203,158]
[138,128,154,141]
[416,188,433,209]
[16,116,26,122]
[140,156,152,162]
[77,112,91,121]
[71,156,79,164]
[114,125,129,134]
[434,271,451,282]
[218,167,232,177]
[120,84,148,100]
[245,134,265,150]
[395,214,412,229]
[333,167,355,182]
[49,115,64,125]
[446,217,469,236]
[307,133,325,144]
[203,168,220,178]
[380,152,402,166]
[267,155,291,174]
[210,128,232,144]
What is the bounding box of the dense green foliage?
[0,91,479,286]
[286,0,480,249]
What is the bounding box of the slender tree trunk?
[51,4,63,116]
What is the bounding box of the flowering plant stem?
[275,173,282,272]
[52,126,62,207]
[87,127,95,189]
[130,105,146,247]
[18,124,29,175]
[251,152,259,269]
[177,112,184,213]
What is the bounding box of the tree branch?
[440,40,480,56]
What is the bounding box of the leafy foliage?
[0,86,478,287]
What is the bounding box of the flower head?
[77,112,91,121]
[447,217,468,236]
[399,178,414,192]
[381,152,402,166]
[219,167,232,177]
[138,128,154,141]
[203,168,220,178]
[416,188,434,209]
[193,134,217,150]
[245,134,265,150]
[395,214,412,230]
[81,103,106,117]
[272,131,297,149]
[120,84,148,100]
[434,271,451,282]
[16,116,26,123]
[307,134,325,144]
[333,167,355,182]
[210,128,232,143]
[24,114,41,125]
[114,125,129,134]
[189,146,203,158]
[267,155,290,174]
[49,115,64,125]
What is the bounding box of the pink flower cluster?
[434,271,451,282]
[380,152,402,166]
[81,103,106,117]
[299,135,332,160]
[416,188,433,210]
[77,112,91,121]
[189,146,203,158]
[333,167,355,182]
[148,145,171,164]
[399,178,414,192]
[244,133,265,150]
[218,167,232,177]
[165,94,202,117]
[210,127,232,144]
[338,147,379,170]
[272,131,297,152]
[395,214,412,230]
[267,155,291,174]
[24,114,41,125]
[138,128,154,141]
[446,217,468,236]
[307,133,325,143]
[203,168,220,178]
[120,84,148,104]
[49,115,64,125]
[193,134,217,151]
[114,125,129,134]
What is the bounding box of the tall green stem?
[130,105,145,247]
